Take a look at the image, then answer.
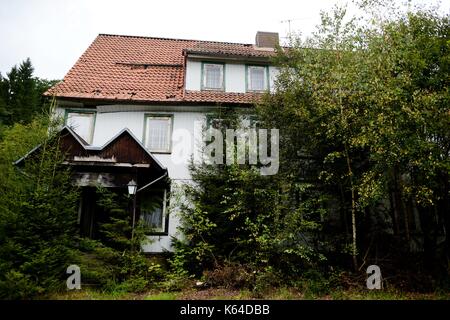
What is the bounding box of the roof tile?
[46,34,276,104]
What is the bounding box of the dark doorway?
[78,187,109,239]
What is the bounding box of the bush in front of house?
[75,186,165,294]
[170,108,328,292]
[0,116,80,299]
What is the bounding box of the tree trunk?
[344,145,358,271]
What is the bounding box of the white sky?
[0,0,448,80]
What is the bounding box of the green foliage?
[76,187,164,293]
[258,2,450,280]
[157,272,193,292]
[171,2,449,292]
[145,292,178,300]
[171,108,328,288]
[0,270,40,300]
[293,269,332,298]
[0,115,79,299]
[0,58,57,126]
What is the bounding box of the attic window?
[202,63,224,91]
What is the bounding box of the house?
[28,31,281,252]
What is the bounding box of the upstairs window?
[65,110,96,144]
[144,115,172,153]
[202,63,224,90]
[247,66,268,92]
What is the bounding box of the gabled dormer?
[184,32,280,98]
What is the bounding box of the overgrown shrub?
[0,115,80,299]
[203,262,254,290]
[76,187,164,293]
[170,109,328,288]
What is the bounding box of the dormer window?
[202,63,224,91]
[247,65,268,92]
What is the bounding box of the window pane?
[204,64,223,89]
[146,117,171,152]
[249,66,266,91]
[140,190,166,231]
[67,112,95,143]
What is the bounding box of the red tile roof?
[46,34,277,105]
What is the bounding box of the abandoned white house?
[21,31,281,252]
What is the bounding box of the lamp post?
[127,179,138,249]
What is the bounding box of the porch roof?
[14,126,167,189]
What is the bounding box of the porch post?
[131,192,137,246]
[127,179,138,250]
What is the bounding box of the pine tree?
[1,58,55,126]
[0,73,10,126]
[8,58,39,123]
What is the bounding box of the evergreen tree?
[8,58,39,123]
[0,58,56,126]
[0,115,79,299]
[0,73,9,127]
[172,108,326,286]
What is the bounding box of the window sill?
[201,88,225,92]
[246,89,268,93]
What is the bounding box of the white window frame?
[140,189,168,234]
[202,62,225,91]
[144,115,173,153]
[247,65,268,92]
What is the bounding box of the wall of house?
[185,59,278,92]
[57,107,207,180]
[57,105,209,253]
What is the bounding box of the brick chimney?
[255,31,279,49]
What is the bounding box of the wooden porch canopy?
[15,126,168,189]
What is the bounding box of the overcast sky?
[0,0,448,80]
